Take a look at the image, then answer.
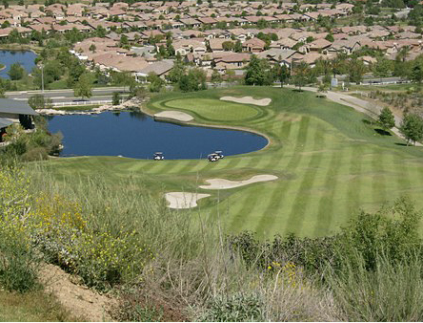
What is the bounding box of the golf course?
[40,86,423,238]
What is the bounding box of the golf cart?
[154,152,164,160]
[208,153,219,162]
[214,150,224,159]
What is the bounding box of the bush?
[200,293,265,322]
[325,254,423,321]
[0,233,40,293]
[21,147,49,162]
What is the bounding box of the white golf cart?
[154,152,164,160]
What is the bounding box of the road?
[5,86,129,105]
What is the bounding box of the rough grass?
[0,288,77,322]
[36,86,423,239]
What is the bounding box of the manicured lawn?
[161,98,261,121]
[38,86,423,239]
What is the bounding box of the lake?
[47,111,268,160]
[0,50,37,79]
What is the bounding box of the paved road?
[5,86,129,105]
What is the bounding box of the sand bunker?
[200,174,278,190]
[155,111,193,122]
[165,192,211,209]
[220,96,272,106]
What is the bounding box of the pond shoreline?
[141,103,272,153]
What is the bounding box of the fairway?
[40,87,423,238]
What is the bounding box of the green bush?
[200,293,265,322]
[0,233,39,293]
[21,147,49,162]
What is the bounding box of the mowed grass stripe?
[371,148,387,206]
[346,144,365,215]
[228,189,261,233]
[254,116,311,236]
[312,148,344,237]
[283,125,326,236]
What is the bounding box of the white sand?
[220,96,272,106]
[200,174,278,190]
[165,192,211,209]
[155,111,193,122]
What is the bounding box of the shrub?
[200,293,265,322]
[21,147,49,162]
[0,232,40,293]
[325,254,423,321]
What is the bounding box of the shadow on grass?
[395,142,409,146]
[374,128,392,136]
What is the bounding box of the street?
[5,86,129,106]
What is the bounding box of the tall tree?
[373,58,392,82]
[400,113,423,145]
[73,74,92,100]
[244,55,273,86]
[378,107,395,132]
[292,62,310,91]
[8,63,25,80]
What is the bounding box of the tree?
[28,94,47,109]
[8,63,25,80]
[348,59,366,84]
[112,91,121,105]
[373,58,392,82]
[292,62,310,91]
[400,113,423,145]
[317,83,328,98]
[273,64,290,87]
[111,71,135,93]
[244,55,274,86]
[234,40,242,53]
[211,70,222,85]
[147,72,164,92]
[378,107,395,132]
[409,56,423,84]
[222,41,235,51]
[73,74,92,100]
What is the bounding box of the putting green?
[161,98,261,121]
[40,87,423,239]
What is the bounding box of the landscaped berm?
[41,86,423,238]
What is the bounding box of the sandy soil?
[199,174,278,190]
[165,192,210,209]
[155,110,194,122]
[220,96,272,106]
[39,264,117,322]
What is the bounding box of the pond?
[0,50,37,79]
[47,111,268,160]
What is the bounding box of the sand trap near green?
[155,110,193,122]
[200,175,278,190]
[220,96,272,106]
[165,192,211,209]
[164,98,259,121]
